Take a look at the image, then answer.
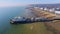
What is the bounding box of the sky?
[0,0,60,7]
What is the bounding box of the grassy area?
[5,22,53,34]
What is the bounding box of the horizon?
[0,0,60,7]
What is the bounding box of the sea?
[0,6,26,34]
[0,6,33,34]
[0,6,53,34]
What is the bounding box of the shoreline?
[28,7,60,34]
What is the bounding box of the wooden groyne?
[29,7,60,34]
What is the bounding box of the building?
[44,8,48,11]
[55,8,60,14]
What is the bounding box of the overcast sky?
[0,0,60,7]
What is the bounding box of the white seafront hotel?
[55,8,60,14]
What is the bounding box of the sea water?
[0,6,52,34]
[0,6,27,34]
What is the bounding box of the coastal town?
[1,0,60,34]
[27,6,60,34]
[9,5,60,34]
